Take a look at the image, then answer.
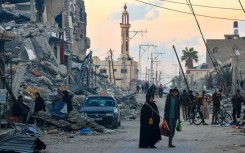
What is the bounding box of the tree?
[181,47,198,69]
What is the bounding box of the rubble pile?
[68,111,106,132]
[33,110,107,133]
[4,23,67,97]
[1,9,141,136]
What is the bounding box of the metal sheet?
[0,89,7,103]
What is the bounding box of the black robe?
[139,101,161,147]
[34,96,46,114]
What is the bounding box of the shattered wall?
[44,0,63,26]
[44,0,89,59]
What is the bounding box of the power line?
[238,0,245,13]
[97,51,109,57]
[186,0,234,95]
[135,0,245,21]
[161,0,243,11]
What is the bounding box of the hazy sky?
[85,0,245,84]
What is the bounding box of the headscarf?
[146,92,154,102]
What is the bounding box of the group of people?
[12,92,46,123]
[12,90,73,124]
[179,89,208,125]
[139,87,245,149]
[210,88,244,124]
[139,88,180,148]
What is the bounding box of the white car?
[163,87,170,94]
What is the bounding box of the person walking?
[136,85,140,93]
[212,89,222,124]
[188,90,194,119]
[201,90,209,119]
[139,93,161,148]
[164,88,181,148]
[158,84,163,98]
[231,89,244,122]
[141,83,145,94]
[144,82,149,93]
[34,92,46,114]
[193,93,208,125]
[180,90,189,121]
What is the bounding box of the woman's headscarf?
[146,93,154,102]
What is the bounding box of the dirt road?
[43,94,245,153]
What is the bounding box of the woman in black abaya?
[139,93,161,148]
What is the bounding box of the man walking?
[212,89,222,124]
[180,90,189,121]
[231,89,244,122]
[164,88,181,148]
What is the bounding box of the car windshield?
[83,97,115,107]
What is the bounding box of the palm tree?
[181,47,198,69]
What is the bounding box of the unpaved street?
[43,94,245,153]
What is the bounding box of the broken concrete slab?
[12,65,27,96]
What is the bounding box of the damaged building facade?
[206,21,245,94]
[1,0,90,59]
[0,0,91,113]
[184,21,245,95]
[0,0,140,127]
[93,5,138,90]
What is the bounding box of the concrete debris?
[0,5,141,140]
[68,110,106,132]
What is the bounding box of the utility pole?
[150,52,153,84]
[138,44,156,81]
[148,68,150,83]
[109,49,116,85]
[149,52,164,85]
[108,56,112,83]
[145,67,147,82]
[129,30,147,40]
[173,45,190,93]
[129,59,133,90]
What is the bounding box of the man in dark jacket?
[212,89,222,124]
[188,90,194,119]
[34,92,46,114]
[231,89,244,122]
[180,90,189,121]
[164,88,181,148]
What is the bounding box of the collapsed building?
[0,0,140,135]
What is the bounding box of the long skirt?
[201,101,209,119]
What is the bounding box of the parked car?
[80,95,121,128]
[163,87,170,94]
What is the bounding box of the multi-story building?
[206,21,245,69]
[206,21,245,94]
[1,0,90,59]
[93,5,138,90]
[44,0,90,59]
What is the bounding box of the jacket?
[180,93,190,106]
[212,93,222,106]
[231,94,244,108]
[164,95,180,119]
